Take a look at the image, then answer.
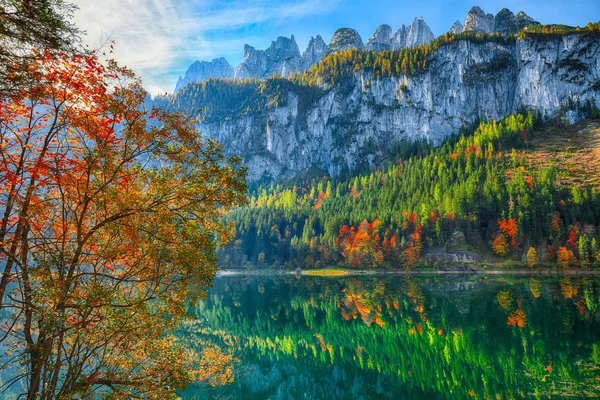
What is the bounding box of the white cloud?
[72,0,339,95]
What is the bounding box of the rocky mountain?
[183,35,327,84]
[463,6,495,33]
[175,32,600,181]
[515,11,540,31]
[326,28,364,55]
[300,35,328,70]
[406,17,435,47]
[493,8,518,36]
[391,25,408,49]
[174,7,542,91]
[366,24,393,52]
[174,57,233,92]
[462,6,540,35]
[449,20,464,35]
[366,18,435,51]
[234,36,302,80]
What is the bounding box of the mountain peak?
[493,8,518,36]
[365,18,434,53]
[301,35,328,69]
[326,28,364,55]
[515,11,541,31]
[406,17,435,47]
[268,36,301,58]
[366,24,393,52]
[449,20,463,35]
[463,6,495,33]
[174,57,233,92]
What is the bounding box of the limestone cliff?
[234,36,302,79]
[172,34,600,181]
[175,57,233,92]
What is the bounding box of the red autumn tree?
[0,50,245,399]
[566,228,579,253]
[547,244,557,261]
[498,218,519,250]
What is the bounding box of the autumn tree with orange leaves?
[498,218,518,250]
[0,50,246,399]
[337,219,384,268]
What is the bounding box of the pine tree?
[579,235,591,263]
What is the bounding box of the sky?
[72,0,600,96]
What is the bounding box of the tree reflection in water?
[177,275,600,399]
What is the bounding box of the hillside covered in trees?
[219,108,600,270]
[157,19,600,269]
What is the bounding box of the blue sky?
[73,0,600,96]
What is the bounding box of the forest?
[219,108,600,270]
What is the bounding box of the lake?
[178,274,600,399]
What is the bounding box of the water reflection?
[179,275,600,399]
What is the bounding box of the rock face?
[462,7,540,36]
[175,8,540,91]
[463,6,494,33]
[301,35,328,70]
[392,25,408,49]
[406,17,435,47]
[176,15,436,88]
[326,28,364,55]
[366,24,393,52]
[235,36,302,79]
[493,8,518,36]
[366,18,435,52]
[175,57,233,92]
[184,34,600,181]
[449,20,463,35]
[179,36,328,87]
[516,11,540,31]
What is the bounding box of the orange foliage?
[338,219,385,268]
[0,50,245,398]
[526,176,534,190]
[557,246,574,268]
[313,192,326,210]
[404,224,423,267]
[507,301,527,328]
[560,278,578,299]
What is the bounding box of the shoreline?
[216,268,600,277]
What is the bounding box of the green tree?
[579,235,592,264]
